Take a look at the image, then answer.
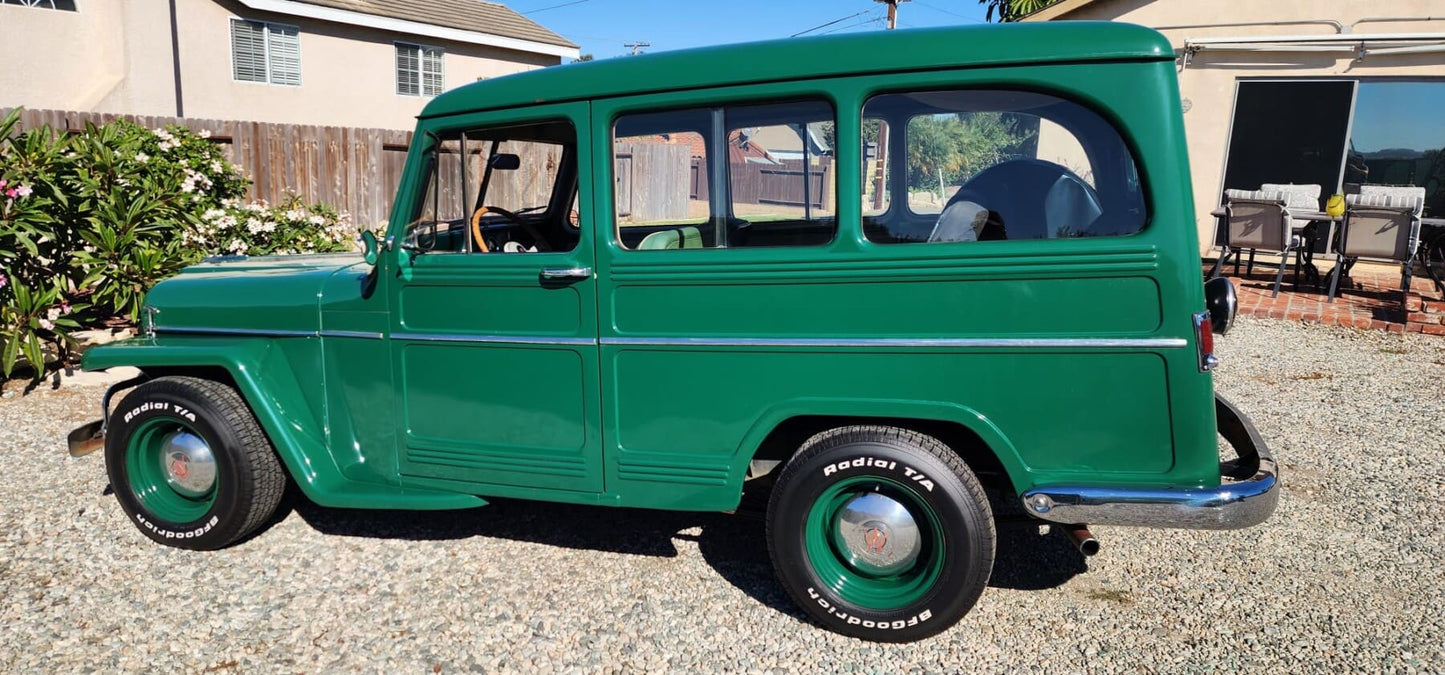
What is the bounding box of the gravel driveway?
[2,317,1442,672]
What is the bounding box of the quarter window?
[404,121,578,255]
[230,19,300,86]
[397,43,445,97]
[862,90,1145,243]
[613,100,837,250]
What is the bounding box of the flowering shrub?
[1,108,357,382]
[193,197,353,256]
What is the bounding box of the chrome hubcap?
[158,430,216,498]
[835,491,922,575]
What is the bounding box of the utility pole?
[874,0,910,30]
[623,41,651,56]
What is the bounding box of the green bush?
[194,197,354,256]
[0,109,355,381]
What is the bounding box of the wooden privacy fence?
[6,109,839,228]
[614,142,693,223]
[3,108,413,229]
[726,159,834,210]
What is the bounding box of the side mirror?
[360,230,379,265]
[489,153,521,171]
[1204,277,1237,334]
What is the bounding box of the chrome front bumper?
[1021,394,1280,530]
[65,373,148,458]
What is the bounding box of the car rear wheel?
[766,425,995,642]
[104,376,285,550]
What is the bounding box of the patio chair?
[1326,189,1425,304]
[1211,188,1304,297]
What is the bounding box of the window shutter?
[267,24,301,86]
[396,44,420,96]
[231,19,268,83]
[422,47,445,97]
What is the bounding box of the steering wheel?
[470,206,551,253]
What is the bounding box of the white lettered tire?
[766,425,995,642]
[104,376,285,550]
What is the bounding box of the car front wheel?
[104,376,285,550]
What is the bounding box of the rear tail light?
[1193,311,1219,371]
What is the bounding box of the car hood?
[145,253,369,335]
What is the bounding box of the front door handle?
[540,266,592,282]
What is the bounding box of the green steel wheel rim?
[124,418,218,523]
[803,476,946,611]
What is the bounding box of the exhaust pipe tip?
[1063,524,1099,557]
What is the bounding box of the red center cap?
[170,454,190,479]
[864,526,889,553]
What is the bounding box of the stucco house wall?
[0,0,573,130]
[1026,0,1445,250]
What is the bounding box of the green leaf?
[1,334,18,378]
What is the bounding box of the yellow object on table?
[1326,193,1345,218]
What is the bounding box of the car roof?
[420,21,1173,119]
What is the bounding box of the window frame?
[859,87,1148,244]
[403,119,581,256]
[609,98,840,251]
[395,41,446,98]
[229,18,301,87]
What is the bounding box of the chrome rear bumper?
[1021,394,1279,530]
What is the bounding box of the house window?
[396,43,445,97]
[230,18,301,86]
[0,0,78,10]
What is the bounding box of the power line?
[523,0,591,14]
[818,12,885,36]
[913,1,985,23]
[874,0,910,30]
[792,10,871,38]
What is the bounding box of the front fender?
[85,336,336,493]
[82,336,481,510]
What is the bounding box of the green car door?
[388,102,604,494]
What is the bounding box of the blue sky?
[507,0,990,59]
[1350,81,1445,153]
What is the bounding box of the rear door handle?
[540,266,592,282]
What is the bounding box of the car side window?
[405,120,579,254]
[861,90,1146,244]
[613,100,837,250]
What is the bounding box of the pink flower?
[15,184,31,198]
[39,319,54,331]
[3,188,14,199]
[60,302,71,314]
[0,273,7,289]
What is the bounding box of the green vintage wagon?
[70,21,1276,641]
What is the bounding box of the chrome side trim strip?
[155,326,387,340]
[319,330,385,340]
[155,326,317,338]
[600,337,1189,349]
[1021,394,1280,530]
[394,332,596,346]
[151,329,1188,350]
